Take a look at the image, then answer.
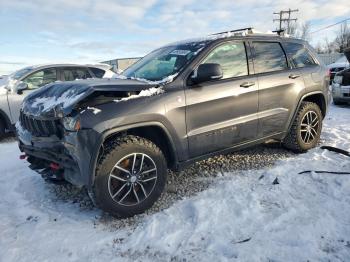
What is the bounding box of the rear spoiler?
[344,47,350,63]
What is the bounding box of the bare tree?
[289,22,297,36]
[290,22,312,42]
[314,42,325,54]
[334,22,350,52]
[300,22,311,41]
[323,37,337,54]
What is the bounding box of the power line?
[273,9,299,34]
[310,18,350,34]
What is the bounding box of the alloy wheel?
[300,111,319,144]
[108,153,158,206]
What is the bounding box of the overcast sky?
[0,0,349,74]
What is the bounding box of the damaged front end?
[17,78,159,187]
[17,109,103,186]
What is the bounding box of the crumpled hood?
[22,78,155,118]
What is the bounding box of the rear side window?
[89,67,105,78]
[62,68,92,81]
[252,42,288,74]
[202,42,248,79]
[284,42,317,68]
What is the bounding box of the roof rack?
[272,29,285,36]
[211,27,254,36]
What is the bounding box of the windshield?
[10,66,35,80]
[122,42,207,82]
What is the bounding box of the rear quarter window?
[284,42,317,68]
[89,67,106,78]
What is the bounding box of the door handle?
[289,74,300,79]
[240,82,255,88]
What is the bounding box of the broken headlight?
[62,116,81,131]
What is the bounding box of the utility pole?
[273,9,299,34]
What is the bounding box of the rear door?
[251,41,305,137]
[283,42,325,94]
[185,40,259,158]
[60,67,93,81]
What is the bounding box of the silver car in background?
[0,63,115,137]
[331,48,350,105]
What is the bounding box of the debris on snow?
[272,177,279,185]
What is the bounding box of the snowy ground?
[1,105,350,262]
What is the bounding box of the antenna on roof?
[272,29,285,36]
[211,27,254,36]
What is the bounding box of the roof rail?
[211,27,254,36]
[272,29,285,36]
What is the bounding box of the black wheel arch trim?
[87,121,179,188]
[286,91,326,134]
[0,109,12,130]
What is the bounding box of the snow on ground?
[1,105,350,261]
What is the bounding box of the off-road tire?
[283,102,323,153]
[90,135,167,218]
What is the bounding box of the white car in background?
[0,63,115,138]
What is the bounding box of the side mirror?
[191,63,223,85]
[16,82,28,94]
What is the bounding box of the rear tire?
[283,102,323,153]
[90,135,167,218]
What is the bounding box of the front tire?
[0,119,5,139]
[283,102,323,153]
[90,135,167,218]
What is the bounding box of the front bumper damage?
[17,123,102,188]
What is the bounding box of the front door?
[185,41,259,158]
[7,68,58,123]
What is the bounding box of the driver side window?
[202,42,248,79]
[22,68,57,90]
